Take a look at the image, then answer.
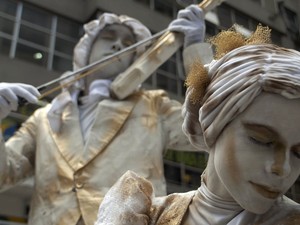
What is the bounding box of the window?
[55,17,81,61]
[164,150,208,190]
[0,0,17,16]
[0,0,82,72]
[0,2,17,56]
[55,36,76,56]
[0,37,11,55]
[144,74,154,86]
[15,43,48,67]
[184,169,201,188]
[164,161,182,185]
[156,71,178,93]
[52,55,73,72]
[235,11,250,29]
[0,15,14,35]
[270,28,282,46]
[160,57,177,75]
[53,15,81,72]
[57,16,82,37]
[279,4,299,41]
[0,0,16,53]
[206,21,218,37]
[22,4,52,28]
[216,4,232,29]
[154,0,174,17]
[19,24,50,47]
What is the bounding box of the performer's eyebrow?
[242,122,279,140]
[101,28,115,35]
[243,122,300,147]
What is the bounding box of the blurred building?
[0,0,299,223]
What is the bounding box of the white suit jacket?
[0,89,195,225]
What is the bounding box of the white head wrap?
[182,44,300,151]
[73,12,151,71]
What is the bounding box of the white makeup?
[210,92,300,214]
[87,24,136,85]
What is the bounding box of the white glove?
[0,82,40,120]
[168,4,206,48]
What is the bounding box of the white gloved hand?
[168,4,206,48]
[0,82,40,120]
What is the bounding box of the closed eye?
[291,146,300,159]
[248,136,274,148]
[293,151,300,159]
[244,123,277,148]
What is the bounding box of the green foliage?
[164,149,208,169]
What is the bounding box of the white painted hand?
[168,4,206,47]
[0,82,40,120]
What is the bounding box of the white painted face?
[213,92,300,214]
[87,23,136,85]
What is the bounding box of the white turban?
[182,44,300,151]
[73,13,152,71]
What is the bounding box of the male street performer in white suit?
[0,5,206,225]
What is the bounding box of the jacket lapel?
[79,96,138,169]
[50,103,85,171]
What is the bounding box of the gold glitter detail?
[185,60,209,104]
[185,24,272,103]
[209,29,245,59]
[209,24,272,59]
[246,24,272,45]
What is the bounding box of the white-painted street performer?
[0,5,207,225]
[95,25,300,225]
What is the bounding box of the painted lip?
[249,181,281,199]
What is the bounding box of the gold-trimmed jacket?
[0,89,194,225]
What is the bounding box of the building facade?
[0,0,299,223]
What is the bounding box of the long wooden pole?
[110,0,225,100]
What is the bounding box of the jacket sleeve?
[0,110,38,190]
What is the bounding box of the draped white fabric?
[182,44,300,149]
